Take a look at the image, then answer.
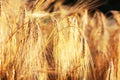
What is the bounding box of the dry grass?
[0,0,120,80]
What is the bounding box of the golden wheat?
[0,0,120,80]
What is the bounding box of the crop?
[0,0,120,80]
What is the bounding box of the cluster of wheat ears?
[0,0,120,80]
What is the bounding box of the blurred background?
[63,0,120,13]
[97,0,120,13]
[27,0,120,13]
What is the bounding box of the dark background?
[97,0,120,13]
[28,0,120,13]
[63,0,120,13]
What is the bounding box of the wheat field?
[0,0,120,80]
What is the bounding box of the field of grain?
[0,0,120,80]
